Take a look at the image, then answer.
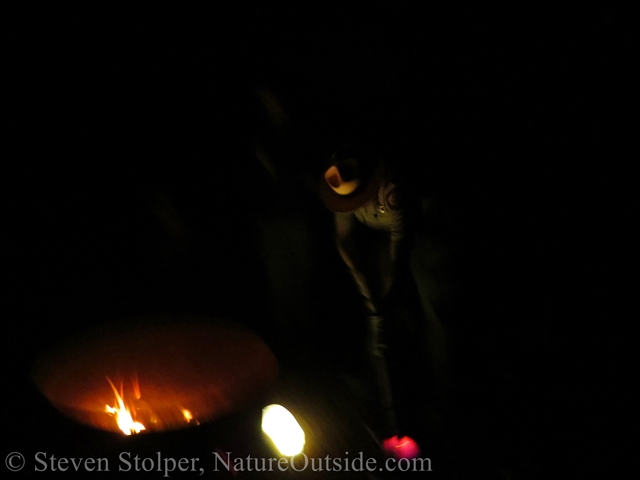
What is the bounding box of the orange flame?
[105,377,146,435]
[132,373,141,400]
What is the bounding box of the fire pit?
[32,315,278,435]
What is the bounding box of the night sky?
[4,4,634,478]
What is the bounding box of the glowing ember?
[182,409,193,421]
[105,377,146,435]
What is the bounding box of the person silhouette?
[319,144,423,451]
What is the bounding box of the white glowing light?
[261,404,305,456]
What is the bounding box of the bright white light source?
[261,404,305,456]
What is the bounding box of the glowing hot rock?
[262,404,305,456]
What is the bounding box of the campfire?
[32,316,278,435]
[104,376,147,435]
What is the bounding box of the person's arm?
[382,185,408,297]
[335,212,379,314]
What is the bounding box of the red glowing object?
[382,435,420,459]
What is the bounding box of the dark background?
[4,4,635,478]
